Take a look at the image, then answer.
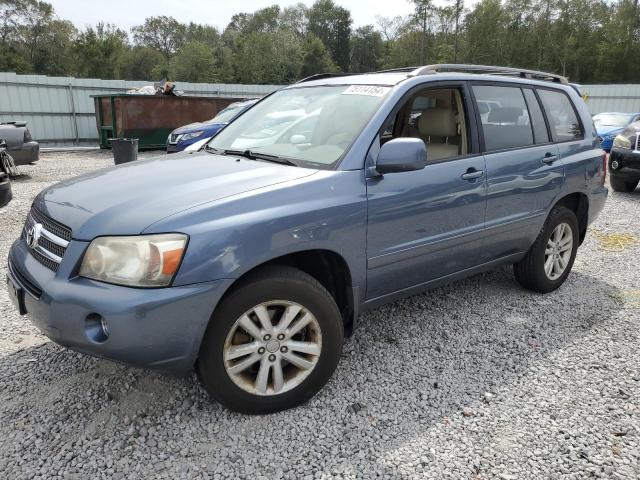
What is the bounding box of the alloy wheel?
[544,222,573,280]
[223,301,322,396]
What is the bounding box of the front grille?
[22,207,72,272]
[29,207,72,242]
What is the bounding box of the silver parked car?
[0,121,39,165]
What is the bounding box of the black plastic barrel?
[110,138,139,165]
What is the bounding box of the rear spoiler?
[1,121,28,127]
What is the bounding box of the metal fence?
[581,85,640,116]
[0,72,281,144]
[2,72,640,144]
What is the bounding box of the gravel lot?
[1,151,639,479]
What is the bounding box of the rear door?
[472,84,564,262]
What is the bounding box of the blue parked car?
[593,112,640,152]
[166,99,258,153]
[7,65,607,413]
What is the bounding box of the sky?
[49,0,419,31]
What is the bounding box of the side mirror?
[376,138,427,174]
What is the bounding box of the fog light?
[85,313,109,343]
[611,160,619,170]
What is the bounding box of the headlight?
[80,234,188,287]
[181,131,204,141]
[613,134,632,150]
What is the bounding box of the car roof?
[290,73,574,94]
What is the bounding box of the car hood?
[35,151,318,240]
[596,126,624,137]
[173,122,226,135]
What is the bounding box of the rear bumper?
[9,141,39,165]
[7,238,231,374]
[609,148,640,179]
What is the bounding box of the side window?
[537,89,583,142]
[472,85,533,151]
[380,87,468,161]
[523,89,549,144]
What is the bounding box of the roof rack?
[408,64,569,84]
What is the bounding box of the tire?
[610,175,639,193]
[514,206,579,293]
[198,265,344,414]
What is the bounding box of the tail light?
[23,129,32,143]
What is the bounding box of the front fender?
[144,170,368,291]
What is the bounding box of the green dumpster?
[92,94,246,150]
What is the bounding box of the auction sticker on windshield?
[342,85,391,97]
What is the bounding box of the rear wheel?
[514,206,579,293]
[198,266,344,414]
[610,175,639,193]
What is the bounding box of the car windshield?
[210,104,246,124]
[593,113,632,127]
[206,85,391,168]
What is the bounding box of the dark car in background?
[166,99,258,153]
[0,121,39,165]
[609,121,640,192]
[593,112,640,152]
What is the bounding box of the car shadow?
[0,267,622,477]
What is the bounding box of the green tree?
[233,30,302,84]
[350,25,384,72]
[73,23,128,79]
[170,41,217,82]
[301,33,336,76]
[307,0,352,71]
[132,16,185,57]
[119,46,165,80]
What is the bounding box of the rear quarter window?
[537,89,583,142]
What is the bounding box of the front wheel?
[198,266,344,414]
[610,175,639,193]
[514,206,579,293]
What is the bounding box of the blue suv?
[7,65,607,413]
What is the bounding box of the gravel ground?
[1,151,639,479]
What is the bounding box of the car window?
[208,85,389,168]
[537,89,583,142]
[212,104,245,123]
[381,87,468,162]
[523,89,549,144]
[473,85,534,151]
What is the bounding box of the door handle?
[542,154,558,165]
[461,169,484,181]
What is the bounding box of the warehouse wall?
[581,84,640,116]
[0,72,281,144]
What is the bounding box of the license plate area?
[6,274,27,315]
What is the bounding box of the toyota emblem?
[26,223,42,250]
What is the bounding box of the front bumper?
[7,238,231,374]
[609,148,640,179]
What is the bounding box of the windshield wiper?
[223,149,298,166]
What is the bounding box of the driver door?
[365,84,487,300]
